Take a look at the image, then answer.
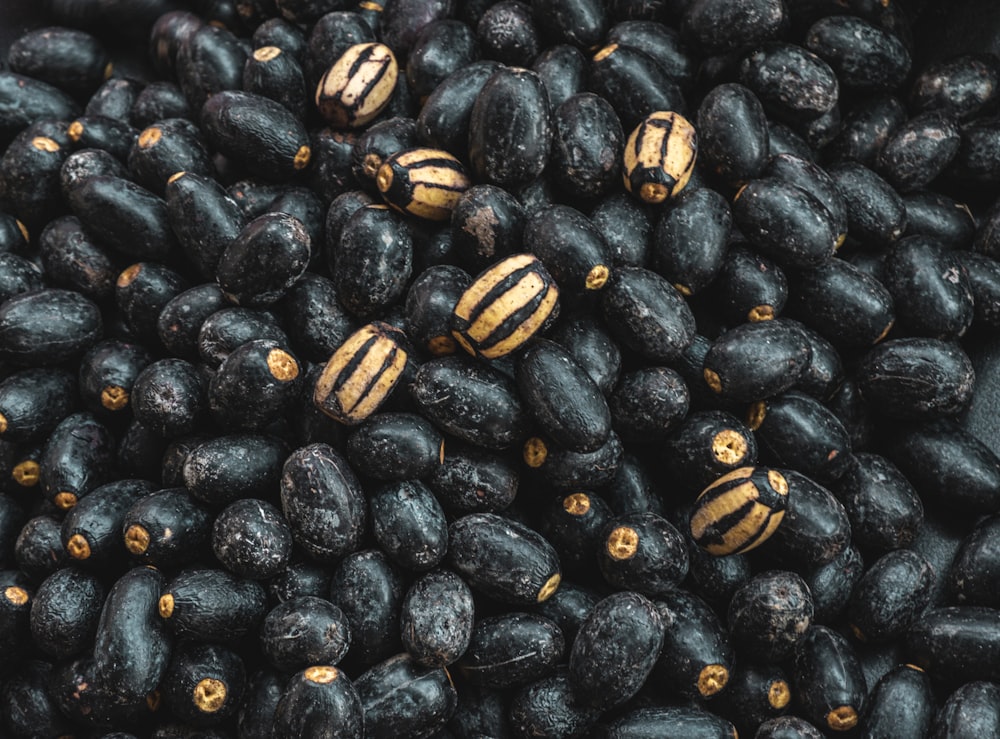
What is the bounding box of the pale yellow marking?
[479,284,559,359]
[305,665,339,683]
[606,526,639,560]
[101,386,129,411]
[690,484,757,540]
[712,430,747,465]
[117,263,142,288]
[253,46,282,62]
[67,534,91,560]
[454,254,537,321]
[12,460,39,486]
[138,127,162,149]
[536,573,561,602]
[193,679,227,713]
[125,525,151,554]
[563,493,590,515]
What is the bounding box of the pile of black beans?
[2,0,1000,736]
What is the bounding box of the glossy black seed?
[532,44,587,110]
[213,498,293,580]
[197,307,288,368]
[601,266,696,362]
[209,339,301,431]
[123,488,213,567]
[161,642,246,726]
[132,358,206,439]
[805,15,910,93]
[749,390,851,483]
[905,191,975,249]
[355,653,456,738]
[766,470,852,572]
[785,257,895,350]
[755,716,825,739]
[448,513,562,605]
[116,261,189,340]
[217,212,311,307]
[652,589,733,699]
[0,368,78,444]
[930,681,1000,738]
[588,44,685,131]
[828,161,907,248]
[949,515,1000,608]
[517,339,612,452]
[728,570,813,662]
[607,20,696,90]
[604,706,738,738]
[698,83,769,185]
[733,177,838,268]
[281,443,367,564]
[598,511,688,596]
[261,596,351,673]
[244,45,308,121]
[828,94,907,167]
[408,21,479,102]
[739,42,838,123]
[400,569,474,668]
[128,120,213,197]
[791,625,867,733]
[272,665,363,739]
[369,479,448,572]
[681,0,785,56]
[652,187,731,296]
[0,288,102,366]
[67,174,178,261]
[880,235,973,339]
[93,566,171,704]
[858,664,934,738]
[875,111,960,193]
[508,669,601,738]
[40,412,115,511]
[884,419,1000,516]
[847,548,935,644]
[834,453,923,554]
[30,566,104,659]
[569,591,664,710]
[428,441,518,514]
[176,24,248,112]
[703,319,812,402]
[910,54,1000,120]
[907,607,1000,689]
[858,338,974,420]
[159,568,267,643]
[469,67,551,188]
[412,356,529,450]
[711,245,788,325]
[328,549,405,670]
[334,204,413,318]
[525,430,624,491]
[550,92,624,201]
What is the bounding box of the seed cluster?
[0,0,1000,737]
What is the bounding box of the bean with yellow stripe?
[316,42,398,129]
[314,322,410,426]
[377,147,471,221]
[689,466,790,556]
[623,111,697,204]
[451,253,560,360]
